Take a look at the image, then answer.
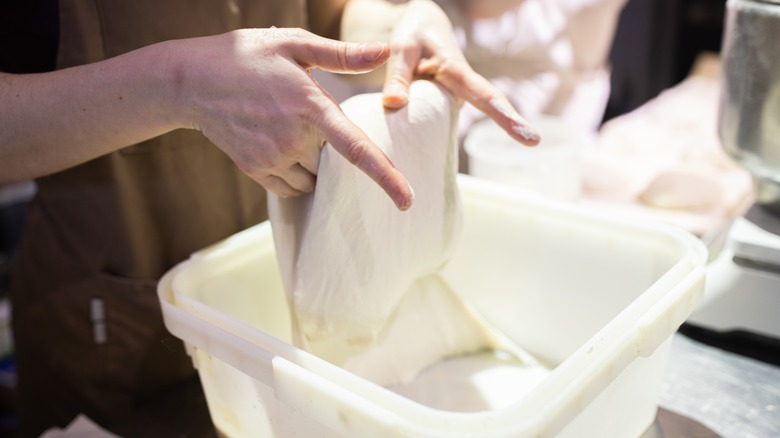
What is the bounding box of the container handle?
[160,295,278,387]
[635,268,706,357]
[272,356,404,438]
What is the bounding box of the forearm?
[0,41,182,183]
[1,28,414,208]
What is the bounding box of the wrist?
[141,40,195,131]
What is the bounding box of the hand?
[174,28,414,210]
[382,0,540,146]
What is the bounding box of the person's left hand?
[382,0,540,146]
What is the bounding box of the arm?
[0,45,178,183]
[0,29,414,210]
[340,0,540,146]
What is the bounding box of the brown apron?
[9,1,305,435]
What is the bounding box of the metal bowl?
[718,0,780,213]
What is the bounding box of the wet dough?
[268,81,497,385]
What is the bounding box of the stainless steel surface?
[642,408,719,438]
[718,0,780,213]
[660,334,780,438]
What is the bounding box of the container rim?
[157,175,708,436]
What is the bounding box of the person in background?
[0,0,538,435]
[436,0,629,137]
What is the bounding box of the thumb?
[291,33,390,74]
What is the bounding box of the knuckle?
[389,72,411,88]
[474,90,500,109]
[336,43,350,71]
[303,107,331,140]
[290,28,308,38]
[275,28,310,52]
[437,59,466,82]
[283,27,308,41]
[238,147,279,175]
[237,155,270,176]
[376,169,395,192]
[344,140,371,167]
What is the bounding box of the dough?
[341,275,503,386]
[268,81,503,385]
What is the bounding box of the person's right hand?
[170,28,414,211]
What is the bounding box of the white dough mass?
[268,81,503,385]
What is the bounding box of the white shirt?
[437,0,628,135]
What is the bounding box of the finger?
[299,140,323,175]
[315,100,414,211]
[438,69,541,146]
[259,174,305,198]
[289,31,390,74]
[416,57,441,77]
[281,163,317,193]
[382,38,422,109]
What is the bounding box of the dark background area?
[605,0,727,121]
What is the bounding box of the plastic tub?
[158,175,707,438]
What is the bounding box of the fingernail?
[513,124,541,143]
[383,84,408,108]
[489,97,540,143]
[360,42,388,62]
[395,184,414,211]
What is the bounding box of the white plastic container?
[465,116,586,201]
[158,175,707,438]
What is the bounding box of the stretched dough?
[268,81,498,385]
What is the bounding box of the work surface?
[101,332,779,438]
[659,333,780,438]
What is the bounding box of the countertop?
[658,331,780,438]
